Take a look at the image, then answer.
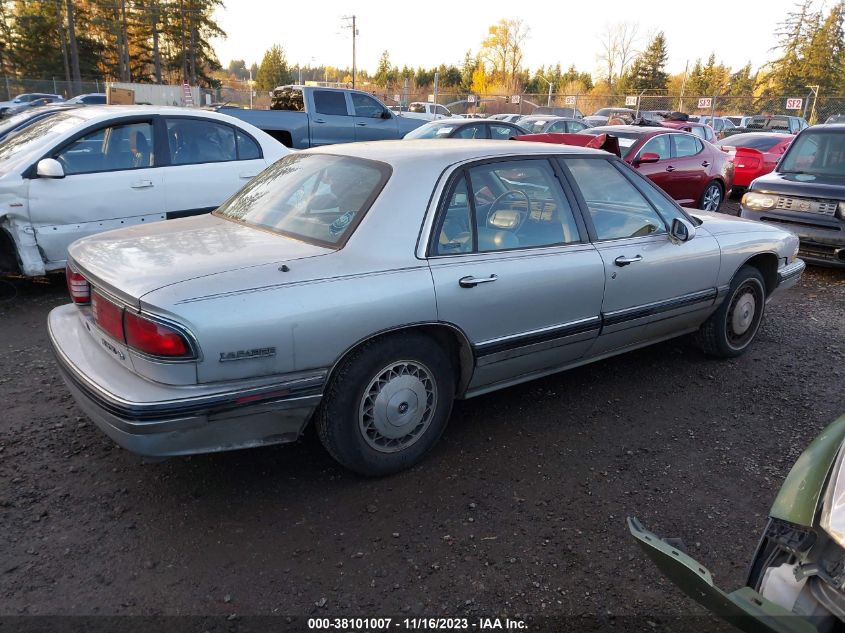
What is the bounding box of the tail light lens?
[65,266,91,304]
[91,291,124,341]
[124,311,190,357]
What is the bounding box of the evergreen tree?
[767,0,818,95]
[627,32,669,91]
[255,44,290,91]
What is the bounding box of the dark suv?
[740,124,845,266]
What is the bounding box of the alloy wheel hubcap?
[359,361,437,453]
[703,185,721,210]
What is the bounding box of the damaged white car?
[0,105,288,277]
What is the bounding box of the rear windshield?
[521,119,548,133]
[747,117,790,131]
[404,121,459,139]
[409,103,427,113]
[270,87,305,111]
[723,134,787,151]
[215,153,391,247]
[779,130,845,178]
[581,129,643,158]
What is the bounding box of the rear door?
[350,92,398,141]
[308,90,355,146]
[428,157,605,392]
[668,133,707,206]
[560,156,720,356]
[27,117,165,267]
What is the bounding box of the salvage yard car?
[581,125,733,210]
[0,105,288,277]
[404,119,527,140]
[631,413,845,633]
[740,123,845,267]
[50,140,804,476]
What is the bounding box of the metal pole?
[53,77,57,93]
[4,75,10,101]
[352,15,357,89]
[547,81,552,107]
[248,68,253,109]
[433,72,439,116]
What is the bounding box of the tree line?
[0,0,225,92]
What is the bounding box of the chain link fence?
[1,77,107,100]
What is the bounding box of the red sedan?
[718,132,793,191]
[580,125,734,211]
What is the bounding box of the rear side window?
[673,134,702,157]
[215,153,390,247]
[562,158,666,241]
[167,119,237,165]
[314,91,348,116]
[236,130,261,160]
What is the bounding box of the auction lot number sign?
[786,98,803,110]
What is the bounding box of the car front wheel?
[696,265,766,358]
[316,333,455,476]
[699,181,723,212]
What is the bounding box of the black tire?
[696,265,766,358]
[698,180,724,212]
[315,333,455,476]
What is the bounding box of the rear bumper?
[740,208,845,267]
[628,518,819,633]
[48,304,325,457]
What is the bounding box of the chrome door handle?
[665,165,675,172]
[459,274,498,288]
[130,180,153,189]
[614,255,642,267]
[701,161,711,167]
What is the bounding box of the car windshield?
[582,129,643,158]
[521,119,548,133]
[0,111,83,162]
[404,122,459,139]
[215,153,390,247]
[779,130,845,178]
[724,134,787,152]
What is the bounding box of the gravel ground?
[1,203,844,630]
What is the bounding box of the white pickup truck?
[401,102,454,121]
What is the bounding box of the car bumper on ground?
[740,208,845,267]
[628,518,819,633]
[48,304,324,457]
[777,259,806,292]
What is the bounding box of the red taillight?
[91,291,125,341]
[123,311,190,357]
[65,266,90,304]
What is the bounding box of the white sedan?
[0,105,288,277]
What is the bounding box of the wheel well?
[0,229,20,275]
[743,253,779,295]
[264,129,293,148]
[328,325,475,397]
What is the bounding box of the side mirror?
[636,152,661,165]
[381,110,392,119]
[670,217,695,242]
[36,158,65,179]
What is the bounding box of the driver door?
[427,158,605,392]
[351,93,398,141]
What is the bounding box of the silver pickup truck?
[219,85,425,149]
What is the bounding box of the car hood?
[68,213,332,304]
[686,209,786,236]
[751,171,845,199]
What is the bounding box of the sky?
[210,0,793,78]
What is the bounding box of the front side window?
[638,135,671,160]
[166,119,236,165]
[56,121,154,175]
[547,120,567,133]
[568,121,587,132]
[351,93,385,118]
[313,91,348,116]
[215,153,390,247]
[562,158,666,241]
[455,124,485,139]
[673,134,702,158]
[435,105,450,116]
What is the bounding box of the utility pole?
[342,15,358,88]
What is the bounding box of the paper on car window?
[436,127,455,136]
[617,138,636,147]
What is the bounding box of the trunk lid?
[68,213,332,304]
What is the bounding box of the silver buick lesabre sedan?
[49,140,805,476]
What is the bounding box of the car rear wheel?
[699,181,723,212]
[316,333,455,476]
[696,265,766,358]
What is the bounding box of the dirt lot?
[1,202,844,629]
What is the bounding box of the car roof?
[302,139,605,165]
[45,105,254,125]
[519,115,576,121]
[585,125,668,135]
